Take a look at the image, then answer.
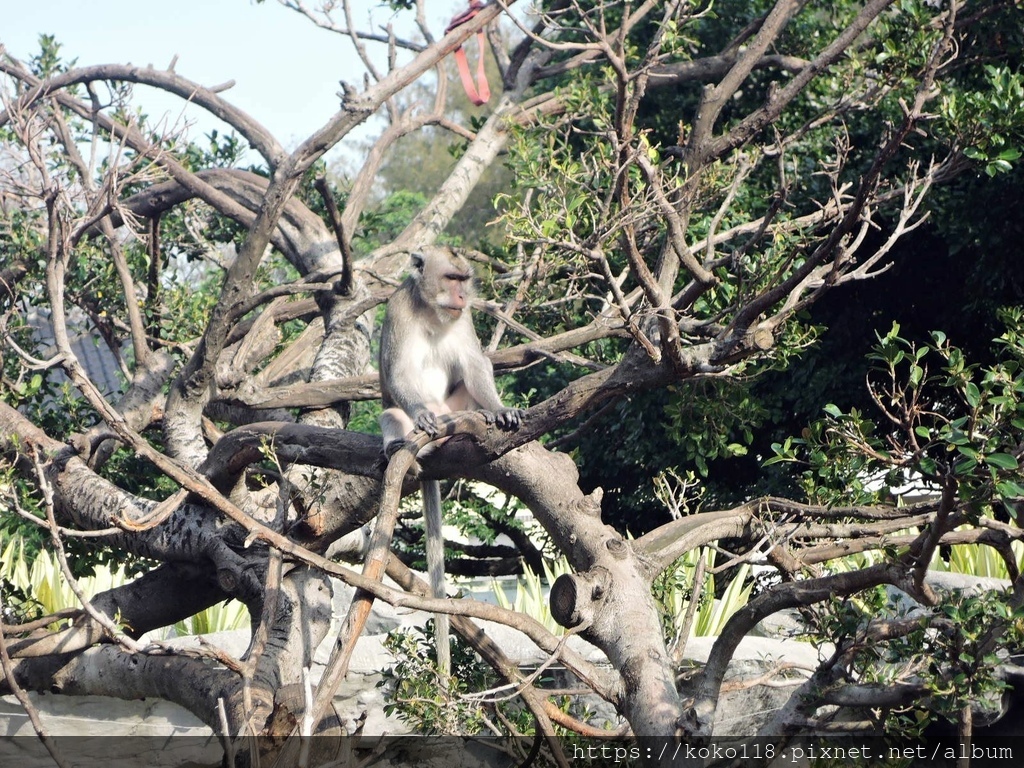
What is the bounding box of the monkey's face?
[410,249,474,323]
[434,272,471,321]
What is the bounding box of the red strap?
[446,1,490,106]
[453,32,490,106]
[445,0,485,31]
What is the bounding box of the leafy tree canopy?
[2,1,1024,763]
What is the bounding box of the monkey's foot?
[413,410,441,437]
[479,407,524,429]
[383,438,405,459]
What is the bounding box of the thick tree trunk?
[472,442,684,739]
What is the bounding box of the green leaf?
[958,445,980,461]
[965,382,981,408]
[954,457,978,475]
[984,453,1019,470]
[696,454,708,476]
[996,480,1024,500]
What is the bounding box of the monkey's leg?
[422,479,451,682]
[379,407,414,457]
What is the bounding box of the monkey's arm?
[461,353,524,430]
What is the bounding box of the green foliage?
[30,34,73,77]
[346,398,384,435]
[942,66,1024,177]
[653,548,753,643]
[0,533,249,637]
[158,262,225,343]
[377,110,511,247]
[664,379,764,477]
[925,590,1024,722]
[0,209,45,279]
[0,375,120,570]
[810,582,1024,738]
[569,363,804,530]
[172,599,250,638]
[0,464,44,555]
[929,538,1024,580]
[494,0,1024,526]
[380,623,531,736]
[99,443,179,502]
[181,129,251,172]
[768,315,1024,508]
[491,557,573,635]
[763,314,1024,743]
[356,190,428,253]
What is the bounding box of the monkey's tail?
[422,479,451,682]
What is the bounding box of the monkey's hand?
[489,407,525,431]
[413,409,441,437]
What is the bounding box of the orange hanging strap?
[446,1,490,106]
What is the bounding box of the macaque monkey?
[378,247,523,676]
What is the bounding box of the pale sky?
[2,0,459,162]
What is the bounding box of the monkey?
[378,247,523,678]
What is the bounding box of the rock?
[0,592,852,750]
[677,635,829,735]
[752,607,804,638]
[330,577,404,636]
[886,571,1013,616]
[0,691,217,767]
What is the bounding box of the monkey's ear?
[410,251,425,272]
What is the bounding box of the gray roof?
[24,308,125,397]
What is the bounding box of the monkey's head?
[411,248,474,324]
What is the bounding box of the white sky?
[2,0,460,163]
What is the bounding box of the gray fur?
[377,248,524,680]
